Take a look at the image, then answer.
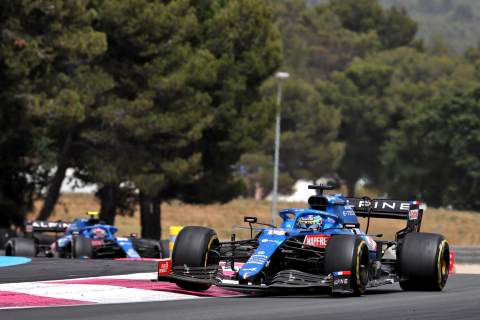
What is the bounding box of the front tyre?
[399,232,449,291]
[324,235,369,295]
[172,226,219,291]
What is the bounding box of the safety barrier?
[451,246,480,264]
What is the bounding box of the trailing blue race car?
[161,185,450,295]
[5,212,164,259]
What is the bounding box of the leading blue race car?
[161,185,450,295]
[5,212,163,259]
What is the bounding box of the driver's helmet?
[92,227,107,238]
[296,214,322,230]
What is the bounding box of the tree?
[272,78,344,182]
[331,0,417,50]
[330,0,384,33]
[320,47,477,196]
[240,0,386,198]
[271,0,381,81]
[4,1,110,220]
[382,86,480,210]
[239,78,344,198]
[252,0,420,198]
[0,28,36,227]
[319,60,395,195]
[0,1,109,225]
[239,152,294,199]
[378,6,417,49]
[380,0,480,52]
[88,0,282,239]
[0,0,280,235]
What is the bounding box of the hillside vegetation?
[30,194,480,245]
[381,0,480,52]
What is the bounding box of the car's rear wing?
[344,198,421,220]
[344,198,423,232]
[25,220,70,233]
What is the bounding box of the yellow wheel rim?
[356,240,367,293]
[204,235,218,267]
[437,240,448,288]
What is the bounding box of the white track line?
[0,281,198,304]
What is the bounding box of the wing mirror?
[244,217,257,238]
[244,216,257,223]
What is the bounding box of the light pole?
[271,71,289,226]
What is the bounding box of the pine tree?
[0,1,108,224]
[1,1,110,220]
[83,0,282,238]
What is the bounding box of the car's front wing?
[158,264,353,293]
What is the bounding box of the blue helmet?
[296,214,323,230]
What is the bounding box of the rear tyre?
[5,238,37,257]
[172,226,219,291]
[399,232,449,291]
[53,240,67,258]
[324,235,369,295]
[132,238,161,258]
[72,236,93,258]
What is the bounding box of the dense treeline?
[1,0,479,236]
[311,0,480,53]
[0,0,282,236]
[241,0,480,209]
[380,0,480,53]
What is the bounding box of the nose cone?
[238,230,287,281]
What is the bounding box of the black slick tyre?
[324,234,369,295]
[5,238,37,257]
[72,236,93,258]
[172,226,219,291]
[399,232,449,291]
[132,238,161,258]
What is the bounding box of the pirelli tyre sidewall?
[172,226,219,291]
[324,234,369,295]
[399,232,450,291]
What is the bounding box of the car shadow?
[233,287,402,299]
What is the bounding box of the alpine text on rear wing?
[25,220,70,233]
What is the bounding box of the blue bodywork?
[56,218,140,258]
[238,194,377,280]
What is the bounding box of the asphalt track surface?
[0,257,157,283]
[1,258,479,320]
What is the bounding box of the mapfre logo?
[303,235,331,248]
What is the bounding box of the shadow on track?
[232,285,401,299]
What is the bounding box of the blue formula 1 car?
[161,185,450,295]
[5,212,163,259]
